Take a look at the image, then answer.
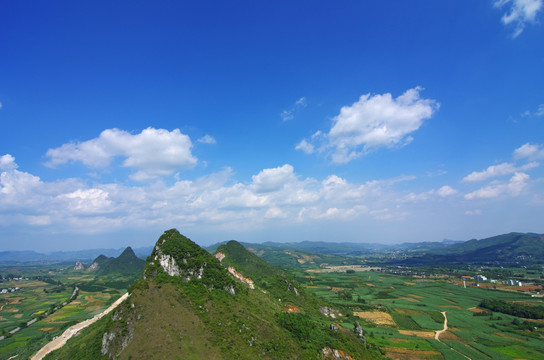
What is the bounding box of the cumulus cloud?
[465,209,482,216]
[45,127,197,181]
[298,87,438,163]
[251,164,296,193]
[281,97,307,121]
[494,0,543,37]
[198,134,217,144]
[464,172,529,200]
[514,143,544,160]
[1,156,427,235]
[0,154,18,170]
[537,104,544,116]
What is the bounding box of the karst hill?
[45,229,379,360]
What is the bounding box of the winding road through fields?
[31,292,129,360]
[434,311,448,340]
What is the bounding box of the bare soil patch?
[39,327,56,332]
[398,330,435,338]
[399,296,420,303]
[440,331,461,342]
[13,314,23,319]
[442,298,456,304]
[468,307,486,313]
[394,308,425,315]
[408,294,424,298]
[440,305,462,309]
[385,347,441,360]
[354,311,396,327]
[495,332,525,341]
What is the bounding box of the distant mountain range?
[399,232,544,265]
[3,231,543,266]
[0,246,153,264]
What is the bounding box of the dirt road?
[31,292,129,360]
[434,311,448,340]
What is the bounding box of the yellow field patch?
[354,311,396,326]
[398,330,435,338]
[39,327,56,332]
[442,298,456,304]
[408,294,424,298]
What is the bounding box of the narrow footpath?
[435,311,472,360]
[31,292,129,360]
[434,311,448,340]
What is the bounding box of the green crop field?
[0,263,131,359]
[296,269,544,359]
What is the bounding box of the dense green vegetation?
[91,247,145,275]
[480,298,544,319]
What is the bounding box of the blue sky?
[1,1,543,251]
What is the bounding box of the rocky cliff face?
[87,261,99,272]
[143,229,236,294]
[73,260,85,271]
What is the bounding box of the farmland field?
[0,264,130,359]
[295,270,544,360]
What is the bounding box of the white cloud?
[295,139,314,154]
[281,96,307,121]
[462,161,538,182]
[300,87,438,164]
[537,104,544,116]
[60,188,112,214]
[514,143,544,160]
[251,164,296,193]
[265,207,287,219]
[465,209,482,216]
[494,0,543,37]
[198,134,217,144]
[436,185,458,197]
[464,172,530,200]
[45,127,197,181]
[0,154,18,170]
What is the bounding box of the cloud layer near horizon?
[1,140,541,240]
